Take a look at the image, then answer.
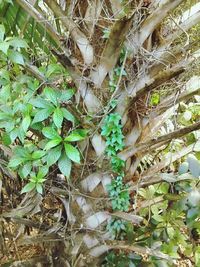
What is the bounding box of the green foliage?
[107,218,129,240]
[134,169,200,265]
[101,113,130,210]
[102,251,141,267]
[178,98,200,126]
[150,92,160,106]
[178,154,200,177]
[0,23,27,65]
[21,166,48,194]
[107,176,130,211]
[0,27,88,194]
[101,113,124,156]
[30,86,75,127]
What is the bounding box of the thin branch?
[141,144,195,179]
[131,144,195,192]
[155,86,200,116]
[111,211,143,225]
[116,62,186,117]
[127,0,184,56]
[84,0,102,36]
[129,64,185,102]
[140,120,200,150]
[109,0,123,17]
[120,121,200,160]
[45,0,94,65]
[107,241,173,261]
[154,9,200,60]
[91,14,134,87]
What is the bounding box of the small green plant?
[107,218,128,240]
[0,27,88,194]
[31,86,75,127]
[101,112,130,212]
[150,92,160,106]
[21,166,48,194]
[102,251,141,267]
[107,176,130,211]
[101,113,124,156]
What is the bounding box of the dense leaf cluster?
[0,27,87,193]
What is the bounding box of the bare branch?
[139,143,195,181]
[116,62,186,117]
[45,0,94,65]
[128,143,195,191]
[127,0,184,56]
[107,241,173,261]
[128,64,185,102]
[154,9,200,60]
[109,0,123,17]
[155,86,200,116]
[120,121,200,160]
[91,14,133,87]
[111,211,143,225]
[84,0,102,36]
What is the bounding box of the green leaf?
[0,85,10,102]
[21,182,35,194]
[53,107,63,128]
[0,24,5,41]
[178,162,189,175]
[22,116,31,132]
[187,155,200,178]
[58,153,72,178]
[183,110,192,121]
[64,143,80,163]
[21,162,32,178]
[64,129,88,142]
[9,128,19,142]
[37,166,48,179]
[61,108,75,123]
[0,69,10,81]
[60,89,74,102]
[8,157,24,168]
[42,127,61,139]
[187,190,200,207]
[46,64,63,78]
[36,183,43,194]
[2,132,11,146]
[46,145,62,166]
[32,108,53,124]
[8,38,28,48]
[32,150,46,160]
[0,42,9,54]
[30,98,54,109]
[8,50,24,65]
[18,127,25,143]
[44,87,58,106]
[15,146,31,159]
[44,138,62,150]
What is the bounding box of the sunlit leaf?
[21,182,35,194]
[58,152,72,178]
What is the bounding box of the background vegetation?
[0,0,200,266]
